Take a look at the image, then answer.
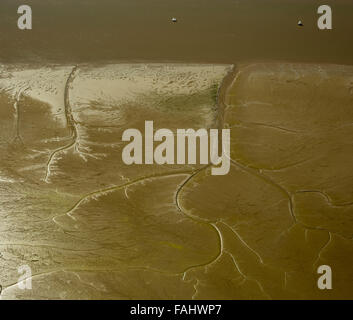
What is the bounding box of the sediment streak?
[44,66,78,183]
[12,86,28,144]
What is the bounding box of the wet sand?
[0,64,227,299]
[0,62,352,299]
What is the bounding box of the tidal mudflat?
[0,62,352,299]
[0,64,229,299]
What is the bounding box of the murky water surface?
[0,0,352,64]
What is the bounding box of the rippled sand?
[0,63,352,299]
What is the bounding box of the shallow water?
[0,0,352,65]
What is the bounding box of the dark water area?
[0,0,352,65]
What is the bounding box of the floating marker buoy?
[298,20,303,26]
[172,17,177,23]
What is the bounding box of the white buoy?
[172,17,177,23]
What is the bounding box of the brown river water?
[0,0,352,65]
